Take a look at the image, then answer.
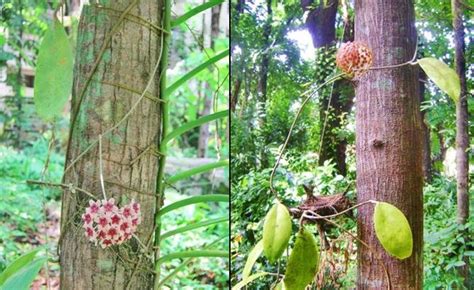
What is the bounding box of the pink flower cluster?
[82,198,141,248]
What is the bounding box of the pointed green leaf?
[161,216,228,240]
[156,194,228,218]
[155,250,227,269]
[1,258,47,290]
[34,20,74,121]
[0,248,42,286]
[418,57,460,102]
[167,159,228,184]
[274,280,286,290]
[165,49,229,98]
[263,202,292,263]
[162,110,229,144]
[374,202,413,259]
[171,0,225,27]
[232,272,269,290]
[243,240,263,280]
[284,227,319,290]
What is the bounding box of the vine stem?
[298,199,377,220]
[98,134,107,200]
[153,0,171,289]
[269,73,346,200]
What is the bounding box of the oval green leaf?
[418,57,460,103]
[263,202,292,263]
[243,240,263,280]
[283,227,319,290]
[374,202,413,259]
[34,19,74,121]
[1,257,47,290]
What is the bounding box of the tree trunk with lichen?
[59,1,163,289]
[355,0,423,288]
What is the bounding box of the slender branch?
[98,135,107,200]
[299,200,377,220]
[26,180,96,199]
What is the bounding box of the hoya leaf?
[0,248,42,286]
[232,272,269,290]
[283,227,319,290]
[167,159,228,184]
[34,19,74,121]
[262,202,292,263]
[171,0,225,27]
[374,202,413,259]
[243,240,263,280]
[1,258,46,290]
[274,280,285,290]
[418,57,460,103]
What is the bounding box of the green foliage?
[0,248,46,290]
[262,202,292,263]
[418,57,460,103]
[374,202,413,260]
[283,227,319,290]
[0,138,63,270]
[34,19,74,121]
[423,176,474,289]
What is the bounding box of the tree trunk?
[256,0,272,169]
[198,3,221,158]
[419,69,432,181]
[302,0,354,175]
[230,0,245,113]
[355,0,423,288]
[452,0,470,286]
[60,2,163,289]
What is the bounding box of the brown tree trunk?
[452,0,470,286]
[230,0,245,113]
[355,0,423,288]
[198,3,221,158]
[419,69,432,181]
[302,0,354,175]
[60,2,163,289]
[256,0,272,169]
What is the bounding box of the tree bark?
[452,0,470,286]
[355,0,423,288]
[230,0,245,113]
[60,2,163,289]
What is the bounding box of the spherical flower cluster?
[336,41,373,77]
[82,198,141,248]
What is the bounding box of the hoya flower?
[336,41,373,77]
[82,198,142,248]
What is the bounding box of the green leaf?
[155,236,226,288]
[274,280,286,290]
[171,0,225,27]
[374,202,413,259]
[156,194,228,218]
[165,49,229,98]
[0,248,42,285]
[162,110,229,144]
[284,227,319,290]
[167,159,229,184]
[161,216,228,240]
[418,57,460,102]
[232,272,269,290]
[243,240,263,280]
[34,20,74,121]
[155,250,227,269]
[263,202,292,263]
[1,258,47,290]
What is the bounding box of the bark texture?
[452,0,470,286]
[60,2,162,289]
[354,0,424,288]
